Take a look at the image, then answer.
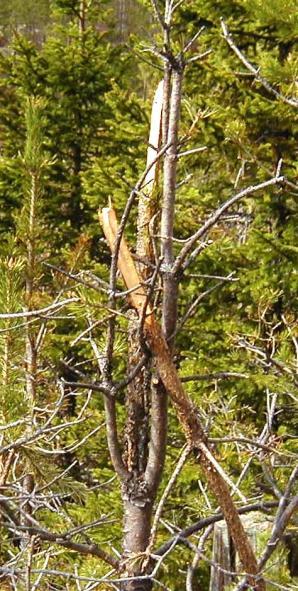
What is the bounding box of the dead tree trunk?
[101,207,265,591]
[116,82,164,590]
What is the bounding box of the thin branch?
[7,521,120,569]
[173,173,285,274]
[182,27,205,54]
[0,298,79,319]
[150,0,165,30]
[62,380,111,396]
[146,445,190,557]
[187,273,238,281]
[186,524,213,591]
[181,371,248,382]
[90,336,129,481]
[186,49,213,64]
[198,442,247,502]
[173,274,234,338]
[208,437,284,456]
[114,353,149,390]
[155,500,280,556]
[0,414,88,456]
[258,495,298,570]
[221,19,298,109]
[236,337,298,384]
[177,146,207,158]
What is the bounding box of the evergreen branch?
[221,20,298,109]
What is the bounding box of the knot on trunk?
[122,475,151,507]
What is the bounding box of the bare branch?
[177,146,207,158]
[146,445,190,557]
[90,337,129,481]
[62,380,111,396]
[7,521,120,569]
[173,173,285,274]
[150,0,165,30]
[186,524,213,591]
[181,371,248,382]
[0,298,79,319]
[258,495,298,570]
[155,500,280,556]
[221,19,298,109]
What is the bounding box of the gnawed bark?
[120,81,164,590]
[100,206,264,591]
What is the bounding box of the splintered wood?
[100,206,264,590]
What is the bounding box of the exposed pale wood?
[136,80,163,269]
[100,206,264,591]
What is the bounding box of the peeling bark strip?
[100,207,264,591]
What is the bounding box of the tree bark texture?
[100,207,265,591]
[122,501,153,591]
[161,67,183,342]
[120,81,165,590]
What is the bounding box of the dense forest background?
[0,0,297,590]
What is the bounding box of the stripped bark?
[100,207,264,591]
[136,80,163,275]
[121,81,164,589]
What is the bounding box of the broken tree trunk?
[120,81,164,590]
[100,206,265,591]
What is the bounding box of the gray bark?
[161,66,183,343]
